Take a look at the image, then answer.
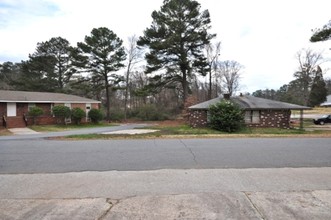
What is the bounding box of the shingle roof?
[0,90,100,103]
[189,95,311,110]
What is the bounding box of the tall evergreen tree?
[13,57,57,92]
[0,62,21,90]
[310,20,331,42]
[24,37,75,91]
[308,66,327,106]
[76,27,126,121]
[137,0,215,106]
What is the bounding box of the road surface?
[1,137,330,174]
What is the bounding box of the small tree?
[28,106,44,125]
[88,108,103,123]
[71,107,85,125]
[209,100,244,133]
[52,105,71,124]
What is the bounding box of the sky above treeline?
[1,0,331,93]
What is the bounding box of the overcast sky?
[1,0,331,93]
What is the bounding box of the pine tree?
[138,0,215,106]
[76,27,126,121]
[21,37,75,92]
[310,20,331,42]
[308,66,327,107]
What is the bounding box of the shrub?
[135,104,170,121]
[88,108,103,123]
[52,105,71,124]
[209,100,244,133]
[109,108,125,121]
[28,106,44,125]
[71,107,85,124]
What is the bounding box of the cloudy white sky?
[1,0,331,93]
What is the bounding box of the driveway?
[0,123,148,140]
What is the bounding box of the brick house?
[0,90,101,128]
[188,94,311,129]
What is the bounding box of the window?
[64,103,72,123]
[86,103,91,122]
[64,103,71,109]
[28,103,36,111]
[245,110,260,124]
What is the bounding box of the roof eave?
[0,100,101,103]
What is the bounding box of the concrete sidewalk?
[8,127,40,135]
[1,168,331,219]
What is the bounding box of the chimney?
[223,94,230,100]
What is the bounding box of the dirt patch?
[0,128,11,136]
[124,119,187,127]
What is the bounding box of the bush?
[28,106,44,125]
[88,108,103,123]
[135,104,170,121]
[109,108,125,121]
[209,100,244,133]
[71,107,85,124]
[52,105,71,124]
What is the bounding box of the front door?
[7,103,16,116]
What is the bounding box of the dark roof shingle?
[0,90,100,103]
[189,95,311,110]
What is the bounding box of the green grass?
[29,122,117,132]
[62,124,331,140]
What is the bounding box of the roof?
[189,95,311,110]
[0,90,100,104]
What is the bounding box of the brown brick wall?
[36,103,52,115]
[6,116,27,128]
[0,103,6,127]
[1,102,100,128]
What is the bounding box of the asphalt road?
[1,137,331,174]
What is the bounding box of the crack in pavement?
[244,192,266,220]
[98,198,119,220]
[179,139,198,165]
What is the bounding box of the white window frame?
[86,103,91,122]
[64,103,72,124]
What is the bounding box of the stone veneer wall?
[189,110,208,128]
[189,109,292,129]
[248,110,291,129]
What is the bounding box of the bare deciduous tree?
[124,35,143,120]
[294,48,324,105]
[205,41,221,99]
[219,60,243,96]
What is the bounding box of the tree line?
[0,0,244,121]
[253,19,331,107]
[1,0,331,122]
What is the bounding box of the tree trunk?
[182,69,188,107]
[104,74,110,122]
[124,63,131,121]
[208,68,212,100]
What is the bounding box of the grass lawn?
[3,107,330,138]
[64,122,331,140]
[28,122,117,132]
